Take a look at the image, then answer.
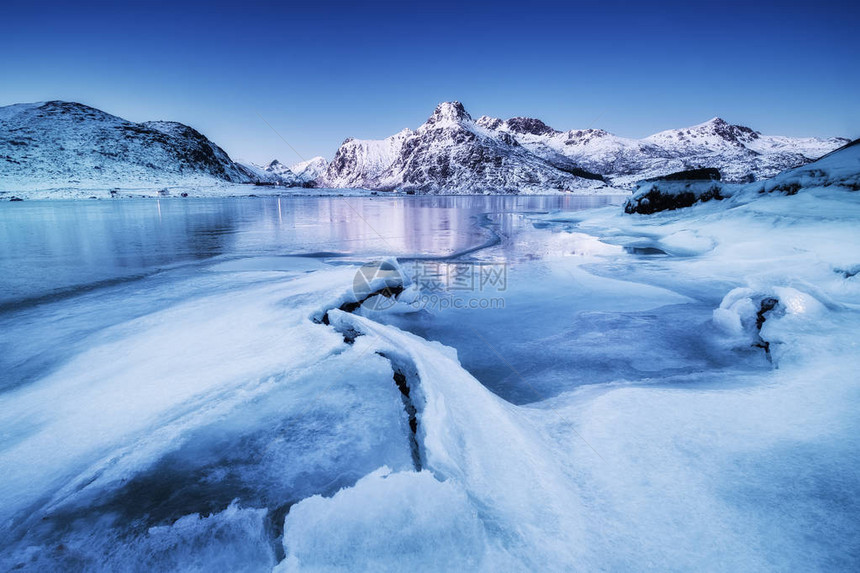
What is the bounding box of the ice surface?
[0,262,417,570]
[1,187,859,571]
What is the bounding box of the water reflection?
[0,195,621,306]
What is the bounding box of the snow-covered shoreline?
[0,184,629,201]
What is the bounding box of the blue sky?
[2,0,858,164]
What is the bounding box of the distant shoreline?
[0,185,630,201]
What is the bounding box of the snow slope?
[752,139,860,195]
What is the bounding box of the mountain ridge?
[318,101,607,194]
[0,100,850,194]
[317,102,848,192]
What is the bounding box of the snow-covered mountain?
[322,128,415,189]
[479,114,849,186]
[235,161,296,186]
[0,101,283,191]
[319,103,847,192]
[320,102,606,194]
[261,159,295,179]
[253,156,329,187]
[2,100,848,195]
[289,156,328,182]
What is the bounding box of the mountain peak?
[646,117,759,146]
[427,101,471,124]
[697,117,759,142]
[476,115,503,130]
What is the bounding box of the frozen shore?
[0,183,628,201]
[1,144,858,571]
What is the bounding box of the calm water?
[0,195,620,307]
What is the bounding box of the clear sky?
[2,0,858,165]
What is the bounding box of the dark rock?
[644,168,722,183]
[504,117,559,137]
[836,266,859,279]
[753,297,782,360]
[624,182,726,214]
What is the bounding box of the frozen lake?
[1,192,858,572]
[0,195,616,306]
[0,194,623,400]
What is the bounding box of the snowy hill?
[0,101,289,192]
[321,102,607,194]
[261,159,293,178]
[253,156,328,187]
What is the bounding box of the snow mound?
[277,468,490,573]
[753,139,860,195]
[319,310,587,569]
[624,179,731,214]
[713,286,827,362]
